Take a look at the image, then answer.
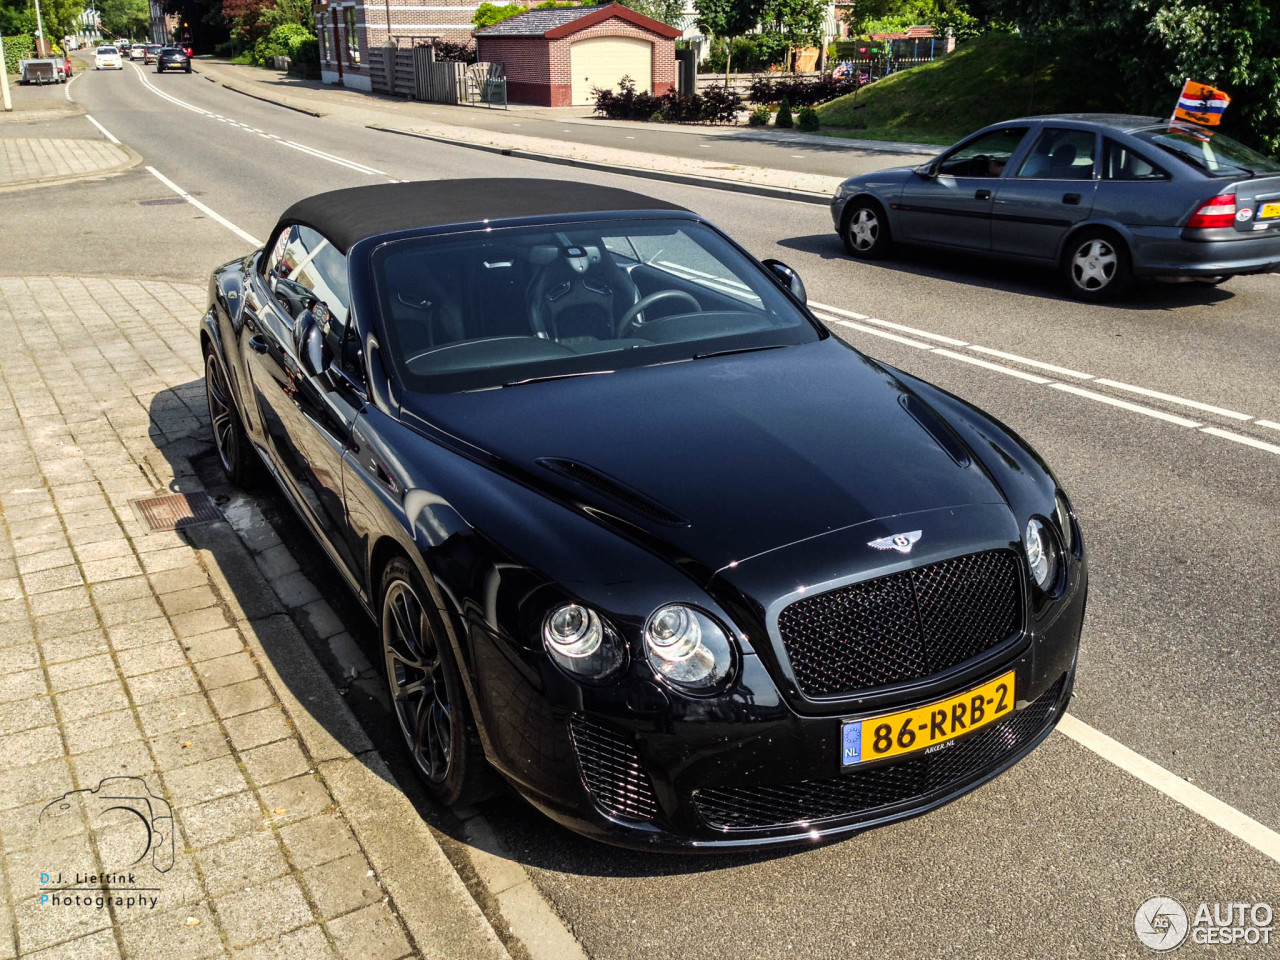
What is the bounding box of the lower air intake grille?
[693,678,1064,831]
[568,715,658,822]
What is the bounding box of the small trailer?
[19,57,64,84]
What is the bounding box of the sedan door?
[895,127,1031,251]
[242,224,364,578]
[990,127,1100,261]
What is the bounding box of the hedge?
[3,35,34,75]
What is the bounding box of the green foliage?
[700,35,774,73]
[251,22,311,64]
[472,2,524,29]
[98,0,150,40]
[263,0,313,30]
[748,104,770,125]
[797,105,819,130]
[775,96,793,126]
[3,33,33,74]
[695,0,764,47]
[758,0,824,48]
[615,0,686,26]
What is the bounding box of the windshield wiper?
[692,344,789,360]
[502,370,614,387]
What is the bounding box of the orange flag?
[1173,81,1230,126]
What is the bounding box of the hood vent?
[899,394,971,468]
[537,458,686,526]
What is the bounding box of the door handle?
[248,336,269,354]
[1062,193,1082,205]
[975,189,991,200]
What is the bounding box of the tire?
[380,556,495,807]
[1062,230,1131,302]
[185,65,191,73]
[156,65,162,73]
[842,198,892,259]
[204,351,257,486]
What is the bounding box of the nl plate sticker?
[841,721,862,766]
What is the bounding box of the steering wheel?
[617,290,702,337]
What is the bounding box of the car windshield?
[371,218,821,393]
[98,47,117,54]
[1134,125,1280,176]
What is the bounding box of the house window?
[344,7,359,65]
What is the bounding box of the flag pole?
[1170,77,1184,124]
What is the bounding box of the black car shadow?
[148,385,793,880]
[778,233,1239,310]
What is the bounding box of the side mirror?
[762,259,807,305]
[293,308,330,378]
[914,161,938,178]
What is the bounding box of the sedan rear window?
[372,218,821,392]
[1134,125,1280,177]
[97,47,117,54]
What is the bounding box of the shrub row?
[251,24,317,66]
[748,73,859,107]
[3,34,34,75]
[594,77,741,124]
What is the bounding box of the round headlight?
[644,604,733,691]
[1024,518,1059,591]
[1054,492,1074,555]
[543,604,623,681]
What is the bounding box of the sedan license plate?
[841,671,1015,766]
[1258,202,1280,220]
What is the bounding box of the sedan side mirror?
[914,161,938,178]
[762,259,807,305]
[293,308,330,378]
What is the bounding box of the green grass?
[816,33,1127,144]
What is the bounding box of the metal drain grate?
[137,197,187,206]
[131,492,222,531]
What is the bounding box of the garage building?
[475,3,679,107]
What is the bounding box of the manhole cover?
[130,492,223,531]
[137,197,187,206]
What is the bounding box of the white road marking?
[1256,419,1280,432]
[145,166,263,247]
[1200,427,1280,457]
[967,345,1093,380]
[64,74,78,100]
[84,114,120,145]
[932,347,1053,384]
[811,300,968,346]
[1050,383,1202,428]
[834,319,933,350]
[1092,378,1252,421]
[1058,714,1280,866]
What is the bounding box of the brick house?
[475,3,679,107]
[312,0,481,91]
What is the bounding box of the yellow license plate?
[1259,203,1280,220]
[841,671,1015,766]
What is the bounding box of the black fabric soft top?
[276,179,689,254]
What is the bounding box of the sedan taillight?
[1186,194,1237,229]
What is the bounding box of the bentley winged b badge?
[868,530,923,555]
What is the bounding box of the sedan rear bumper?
[1130,225,1280,277]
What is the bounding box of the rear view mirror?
[762,259,807,305]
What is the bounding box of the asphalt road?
[6,58,1278,958]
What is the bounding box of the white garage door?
[570,36,652,107]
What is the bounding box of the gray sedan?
[831,114,1280,301]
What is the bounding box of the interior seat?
[526,244,639,343]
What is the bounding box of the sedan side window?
[1101,138,1169,181]
[265,224,357,377]
[1015,128,1097,180]
[937,128,1029,178]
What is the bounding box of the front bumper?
[490,559,1086,852]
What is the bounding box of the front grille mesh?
[777,550,1021,697]
[693,678,1064,831]
[568,715,658,821]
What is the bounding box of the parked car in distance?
[202,179,1086,851]
[156,46,192,73]
[144,43,161,64]
[832,114,1280,301]
[95,45,123,70]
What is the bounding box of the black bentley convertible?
[201,180,1086,850]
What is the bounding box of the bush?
[749,73,859,107]
[433,39,476,63]
[251,24,313,66]
[748,105,770,126]
[797,106,819,131]
[593,77,742,124]
[700,36,774,75]
[775,97,793,127]
[3,34,33,75]
[214,39,239,58]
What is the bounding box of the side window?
[937,128,1028,178]
[1102,138,1169,181]
[1015,128,1097,180]
[265,225,358,376]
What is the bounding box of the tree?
[99,0,151,39]
[695,0,764,79]
[616,0,686,27]
[757,0,824,63]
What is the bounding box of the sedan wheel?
[1064,232,1131,302]
[204,352,256,486]
[842,201,891,259]
[380,558,493,806]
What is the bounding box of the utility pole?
[34,0,48,55]
[0,34,11,111]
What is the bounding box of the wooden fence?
[368,46,417,98]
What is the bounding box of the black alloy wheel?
[380,557,492,806]
[204,352,256,485]
[1063,230,1131,302]
[842,198,892,259]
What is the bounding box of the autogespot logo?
[1135,896,1190,952]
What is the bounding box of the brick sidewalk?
[0,277,508,959]
[0,140,135,189]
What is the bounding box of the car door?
[990,127,1100,261]
[895,126,1031,251]
[242,224,364,577]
